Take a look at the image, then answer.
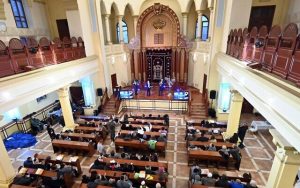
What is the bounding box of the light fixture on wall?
[123,53,127,63]
[111,56,115,65]
[193,52,197,63]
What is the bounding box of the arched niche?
[136,3,180,48]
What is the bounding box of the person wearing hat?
[140,180,149,188]
[201,172,216,186]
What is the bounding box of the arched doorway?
[128,3,192,83]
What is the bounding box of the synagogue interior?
[0,0,300,188]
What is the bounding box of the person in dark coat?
[107,117,116,142]
[215,175,230,188]
[238,123,249,148]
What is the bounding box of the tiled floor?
[6,111,275,188]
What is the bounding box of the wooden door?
[111,74,118,89]
[202,74,207,95]
[248,6,275,31]
[241,98,254,114]
[56,19,70,40]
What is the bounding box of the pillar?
[104,14,112,44]
[57,86,75,131]
[226,90,243,137]
[196,10,204,41]
[142,49,146,81]
[77,0,95,56]
[130,50,135,81]
[208,7,214,41]
[0,139,15,187]
[182,13,188,36]
[133,16,138,36]
[184,49,189,83]
[267,129,300,188]
[171,48,176,78]
[118,15,124,43]
[0,0,6,20]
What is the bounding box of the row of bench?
[226,23,300,87]
[0,36,86,78]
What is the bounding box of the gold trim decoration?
[152,19,166,30]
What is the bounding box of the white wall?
[66,10,83,38]
[0,0,50,43]
[0,92,58,127]
[286,0,300,28]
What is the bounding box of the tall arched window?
[195,15,209,41]
[117,20,129,43]
[10,0,28,28]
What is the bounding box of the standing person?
[133,79,139,95]
[159,79,164,96]
[238,123,249,148]
[146,80,151,96]
[107,116,116,143]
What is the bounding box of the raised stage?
[120,83,200,111]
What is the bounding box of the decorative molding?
[33,0,46,4]
[0,0,5,20]
[152,19,166,30]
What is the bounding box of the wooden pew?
[75,126,103,133]
[122,123,166,132]
[60,132,100,143]
[91,169,167,186]
[128,118,165,125]
[52,140,95,157]
[188,150,237,169]
[97,157,168,171]
[129,115,165,120]
[119,130,163,138]
[11,168,74,188]
[80,184,112,188]
[191,134,224,142]
[77,115,110,121]
[188,141,234,149]
[187,126,226,133]
[35,153,82,174]
[115,138,166,156]
[187,121,227,128]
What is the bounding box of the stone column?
[267,129,300,188]
[196,10,204,41]
[0,0,6,20]
[133,16,139,36]
[208,7,214,41]
[0,137,15,187]
[226,90,243,137]
[130,50,135,81]
[118,15,124,43]
[57,86,76,131]
[104,14,112,44]
[77,0,95,56]
[182,13,188,36]
[184,49,189,83]
[171,48,176,78]
[142,49,146,81]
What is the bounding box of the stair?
[188,90,208,121]
[101,97,117,116]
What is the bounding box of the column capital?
[57,85,71,98]
[230,90,243,102]
[181,13,188,18]
[104,14,110,18]
[196,10,205,14]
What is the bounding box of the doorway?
[56,19,70,40]
[202,74,207,95]
[111,74,118,89]
[248,6,275,31]
[241,98,254,114]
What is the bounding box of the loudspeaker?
[97,88,103,96]
[210,90,216,99]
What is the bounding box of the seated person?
[13,167,34,186]
[196,133,209,142]
[116,174,132,188]
[150,153,159,162]
[158,127,168,136]
[209,135,217,142]
[30,118,45,133]
[219,145,230,160]
[229,179,245,188]
[23,157,34,168]
[215,174,230,188]
[246,180,258,188]
[201,172,216,186]
[148,137,158,150]
[91,156,106,169]
[207,143,217,151]
[157,133,167,142]
[95,174,108,185]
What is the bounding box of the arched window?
[10,0,28,28]
[117,20,129,43]
[195,15,209,41]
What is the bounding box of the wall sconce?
[111,56,115,65]
[123,53,127,63]
[193,52,197,63]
